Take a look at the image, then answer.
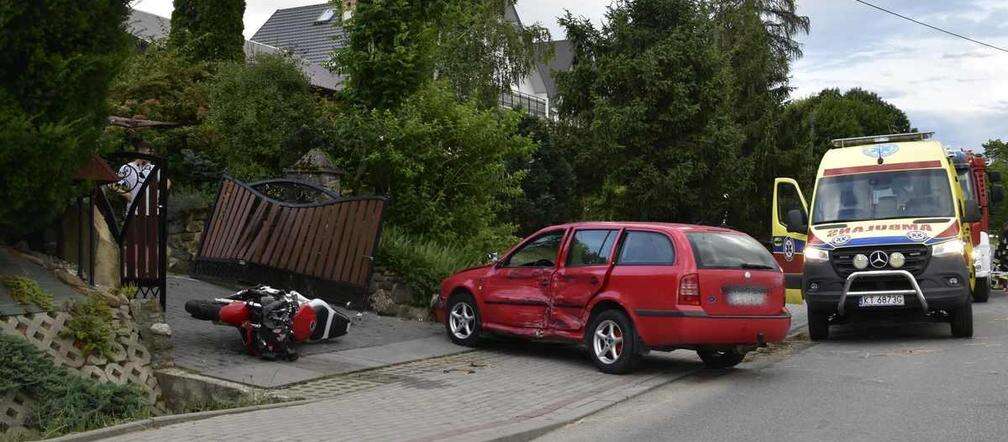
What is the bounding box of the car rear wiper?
[740,263,775,270]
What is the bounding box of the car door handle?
[539,278,550,287]
[589,276,599,285]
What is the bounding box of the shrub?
[1,275,54,311]
[60,296,121,360]
[0,334,149,438]
[375,225,487,305]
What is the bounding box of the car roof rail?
[831,132,935,148]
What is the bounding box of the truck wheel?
[972,277,991,303]
[808,311,830,341]
[697,347,745,369]
[585,309,639,374]
[950,299,974,338]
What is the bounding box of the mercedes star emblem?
[869,250,888,269]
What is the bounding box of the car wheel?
[972,277,991,303]
[951,298,974,338]
[807,310,830,341]
[697,347,746,369]
[445,294,481,347]
[585,309,639,374]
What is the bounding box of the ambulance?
[771,132,979,340]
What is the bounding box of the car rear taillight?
[678,273,700,306]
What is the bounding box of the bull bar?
[838,270,928,316]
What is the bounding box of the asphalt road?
[538,291,1008,442]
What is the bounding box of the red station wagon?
[435,222,791,373]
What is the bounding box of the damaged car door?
[550,228,620,331]
[481,229,566,332]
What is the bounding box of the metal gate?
[192,176,386,307]
[91,152,169,308]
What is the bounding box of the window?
[316,8,336,23]
[616,231,675,265]
[687,232,778,269]
[566,230,619,266]
[776,182,804,226]
[504,230,565,268]
[811,169,954,224]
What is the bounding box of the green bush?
[376,225,488,304]
[329,82,534,248]
[203,54,323,181]
[60,296,121,360]
[0,334,149,438]
[1,275,54,311]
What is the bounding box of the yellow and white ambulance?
[771,132,979,340]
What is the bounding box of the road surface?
[539,291,1008,441]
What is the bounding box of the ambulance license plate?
[859,295,905,307]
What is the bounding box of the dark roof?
[535,40,573,100]
[127,9,171,42]
[250,3,347,65]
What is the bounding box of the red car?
[435,222,791,373]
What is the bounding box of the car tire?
[951,298,974,338]
[585,309,639,374]
[808,311,830,341]
[445,293,481,347]
[972,277,991,303]
[697,347,746,369]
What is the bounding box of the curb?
[49,398,316,442]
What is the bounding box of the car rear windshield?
[686,232,778,270]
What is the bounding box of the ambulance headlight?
[803,247,829,262]
[932,240,965,257]
[889,252,905,268]
[853,254,869,270]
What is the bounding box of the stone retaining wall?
[167,208,209,274]
[368,267,432,321]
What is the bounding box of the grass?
[1,275,54,311]
[174,391,289,414]
[375,226,487,306]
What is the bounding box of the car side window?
[504,230,566,268]
[616,231,675,265]
[566,229,619,266]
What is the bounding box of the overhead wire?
[853,0,1008,54]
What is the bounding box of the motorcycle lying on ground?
[184,286,350,361]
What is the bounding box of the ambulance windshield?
[811,169,954,224]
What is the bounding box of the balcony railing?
[499,89,551,119]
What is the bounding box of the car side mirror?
[990,171,1002,183]
[964,199,982,223]
[487,251,500,264]
[991,185,1004,206]
[786,209,808,234]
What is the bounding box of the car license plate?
[858,295,905,307]
[727,289,766,306]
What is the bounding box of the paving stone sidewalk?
[166,275,463,387]
[111,341,710,442]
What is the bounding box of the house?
[125,9,341,91]
[249,2,571,118]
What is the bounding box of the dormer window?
[315,8,335,23]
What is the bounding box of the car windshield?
[686,232,778,270]
[811,169,954,224]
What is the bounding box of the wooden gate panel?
[193,177,386,306]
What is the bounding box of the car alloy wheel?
[593,319,624,364]
[449,301,476,340]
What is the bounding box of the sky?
[131,0,1008,148]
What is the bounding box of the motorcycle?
[184,286,350,361]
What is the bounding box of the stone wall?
[167,208,209,274]
[368,267,432,321]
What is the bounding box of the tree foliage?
[982,138,1008,232]
[509,116,577,236]
[169,0,246,63]
[0,0,130,238]
[556,0,748,225]
[203,54,322,180]
[328,82,535,249]
[777,88,913,190]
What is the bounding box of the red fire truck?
[948,150,1003,301]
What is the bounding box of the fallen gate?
[192,176,387,307]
